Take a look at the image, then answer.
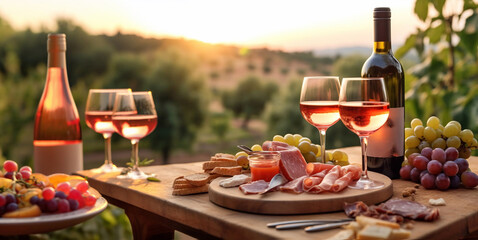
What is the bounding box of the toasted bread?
[215,153,235,159]
[173,183,197,189]
[172,184,209,196]
[184,173,210,186]
[173,176,186,185]
[211,166,242,176]
[203,160,238,170]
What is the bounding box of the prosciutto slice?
[262,141,307,181]
[331,172,353,192]
[340,164,362,181]
[316,165,341,191]
[279,175,307,194]
[239,180,269,194]
[303,170,327,192]
[306,163,335,176]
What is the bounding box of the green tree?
[144,47,209,164]
[222,76,278,129]
[210,111,231,141]
[331,54,368,77]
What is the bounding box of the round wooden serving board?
[209,172,393,215]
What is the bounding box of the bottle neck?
[373,18,391,53]
[47,50,66,68]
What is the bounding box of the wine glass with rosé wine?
[85,89,131,172]
[339,78,390,190]
[113,91,158,179]
[300,76,341,163]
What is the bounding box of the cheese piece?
[429,198,446,206]
[356,215,400,229]
[357,225,392,240]
[219,174,251,188]
[325,229,355,240]
[389,228,412,240]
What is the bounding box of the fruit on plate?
[0,160,99,218]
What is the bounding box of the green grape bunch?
[405,116,478,160]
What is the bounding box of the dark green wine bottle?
[361,7,404,179]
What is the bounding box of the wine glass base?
[348,178,384,190]
[117,169,155,180]
[97,163,120,173]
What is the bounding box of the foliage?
[222,76,278,129]
[396,0,478,139]
[209,111,231,141]
[331,54,368,77]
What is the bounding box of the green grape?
[447,121,462,131]
[435,128,443,138]
[327,152,333,162]
[405,136,420,148]
[423,126,437,142]
[332,150,347,162]
[299,137,311,143]
[298,141,312,153]
[414,125,424,139]
[411,118,423,129]
[310,144,320,156]
[336,159,350,166]
[405,148,420,158]
[401,159,410,167]
[284,134,295,146]
[418,141,430,151]
[235,151,248,158]
[443,124,460,138]
[405,128,413,139]
[293,134,302,146]
[272,135,285,142]
[426,116,440,129]
[251,144,263,152]
[438,124,445,131]
[459,129,474,143]
[446,136,461,149]
[459,147,472,159]
[470,138,478,148]
[303,151,317,163]
[431,138,446,149]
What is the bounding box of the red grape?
[30,196,40,205]
[55,191,67,199]
[455,158,469,174]
[5,202,18,212]
[461,171,478,188]
[19,166,32,173]
[68,189,85,208]
[75,181,89,193]
[400,165,413,180]
[46,198,58,212]
[42,187,56,201]
[4,172,13,180]
[421,147,433,160]
[459,147,472,159]
[420,173,436,189]
[84,195,97,207]
[414,156,429,170]
[68,199,79,211]
[443,161,459,177]
[57,182,71,195]
[435,173,450,190]
[407,153,420,166]
[410,168,422,183]
[5,193,15,204]
[449,175,461,189]
[420,170,429,179]
[19,170,31,180]
[445,147,459,161]
[57,199,70,213]
[427,160,442,175]
[0,195,5,207]
[431,148,446,164]
[3,160,18,172]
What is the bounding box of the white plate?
[0,197,108,235]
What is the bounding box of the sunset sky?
[0,0,421,51]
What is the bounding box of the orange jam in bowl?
[248,151,281,182]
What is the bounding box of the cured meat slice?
[340,164,362,181]
[239,180,269,194]
[377,198,440,221]
[306,163,335,176]
[344,201,405,223]
[279,175,307,194]
[331,172,353,192]
[303,170,327,192]
[262,141,307,181]
[316,165,341,191]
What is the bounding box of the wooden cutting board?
[209,172,393,215]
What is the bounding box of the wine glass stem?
[319,129,327,164]
[104,136,112,165]
[360,136,369,181]
[131,140,140,172]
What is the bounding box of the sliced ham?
[331,172,353,192]
[303,170,327,192]
[239,180,269,194]
[340,164,362,181]
[316,165,341,191]
[279,175,307,194]
[306,162,335,176]
[262,141,307,181]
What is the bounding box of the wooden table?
[76,147,478,240]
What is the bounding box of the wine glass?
[338,78,390,189]
[113,91,158,179]
[300,76,341,163]
[85,89,131,172]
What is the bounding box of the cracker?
[172,184,209,196]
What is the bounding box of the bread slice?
[173,176,187,185]
[173,183,197,189]
[215,153,235,159]
[211,166,242,176]
[172,184,209,196]
[207,174,221,183]
[184,173,210,186]
[202,160,238,170]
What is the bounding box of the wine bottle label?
[367,107,404,158]
[34,142,83,175]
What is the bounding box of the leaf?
[396,34,417,59]
[427,21,445,44]
[147,177,161,182]
[432,0,446,14]
[415,0,430,22]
